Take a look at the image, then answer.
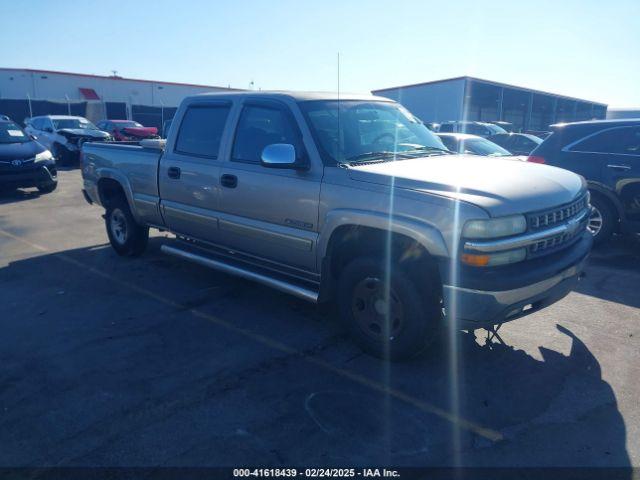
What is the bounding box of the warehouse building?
[372,76,608,132]
[0,68,239,128]
[607,107,640,120]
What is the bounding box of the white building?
[0,68,239,127]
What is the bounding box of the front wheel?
[105,198,149,256]
[337,257,440,360]
[588,194,616,246]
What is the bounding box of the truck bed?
[82,140,164,221]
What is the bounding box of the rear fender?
[95,168,141,222]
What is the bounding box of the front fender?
[318,209,450,262]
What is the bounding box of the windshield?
[300,100,448,164]
[53,118,98,130]
[462,137,512,156]
[0,121,30,144]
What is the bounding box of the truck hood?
[347,154,585,217]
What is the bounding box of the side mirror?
[260,143,305,169]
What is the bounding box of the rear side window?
[570,126,640,155]
[175,105,231,158]
[232,105,301,163]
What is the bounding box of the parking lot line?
[0,227,503,443]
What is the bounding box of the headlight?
[463,215,527,239]
[461,248,527,267]
[34,150,53,162]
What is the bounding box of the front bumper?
[0,162,57,189]
[441,231,592,328]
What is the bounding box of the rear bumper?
[0,163,57,189]
[442,231,592,327]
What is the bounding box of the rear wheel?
[37,182,57,194]
[105,197,149,256]
[588,194,616,246]
[337,257,440,360]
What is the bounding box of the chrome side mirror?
[261,143,304,169]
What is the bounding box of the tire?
[105,197,149,256]
[337,257,440,360]
[588,194,616,246]
[37,182,57,194]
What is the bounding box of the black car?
[528,119,640,244]
[0,118,57,194]
[487,133,542,156]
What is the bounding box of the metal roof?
[0,68,240,91]
[372,76,607,106]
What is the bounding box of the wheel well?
[322,225,441,299]
[97,178,127,208]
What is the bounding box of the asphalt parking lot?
[1,169,639,470]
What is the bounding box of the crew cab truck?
[81,91,592,360]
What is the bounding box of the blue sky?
[1,0,639,106]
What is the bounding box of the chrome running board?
[160,244,319,303]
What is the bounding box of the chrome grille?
[528,206,589,257]
[528,194,588,230]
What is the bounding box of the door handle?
[167,166,181,179]
[606,164,631,171]
[220,174,237,188]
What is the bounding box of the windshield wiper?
[404,146,453,155]
[344,151,402,164]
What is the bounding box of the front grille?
[527,193,590,257]
[528,220,586,257]
[528,194,588,230]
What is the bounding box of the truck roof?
[185,90,393,103]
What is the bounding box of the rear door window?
[174,105,231,158]
[570,127,638,154]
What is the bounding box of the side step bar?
[160,244,319,303]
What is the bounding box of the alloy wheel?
[588,206,603,237]
[110,208,128,245]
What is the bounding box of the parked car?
[528,119,640,245]
[82,91,592,360]
[525,130,552,140]
[96,120,159,142]
[436,132,524,159]
[488,121,514,132]
[438,121,507,137]
[488,133,542,155]
[24,115,111,165]
[0,118,57,193]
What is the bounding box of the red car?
[96,120,158,141]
